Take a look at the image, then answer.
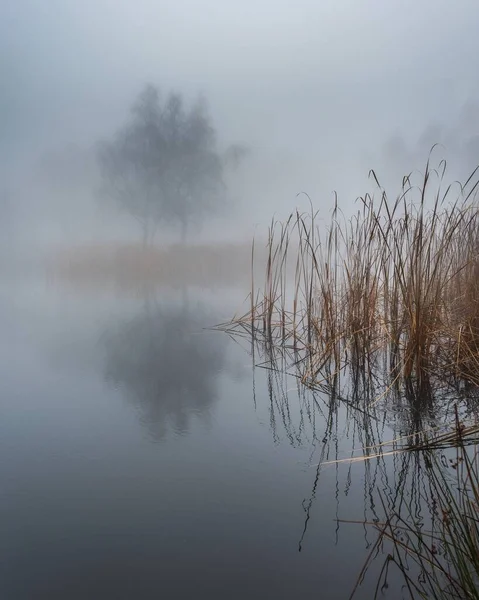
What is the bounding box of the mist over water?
[1,276,417,599]
[2,1,479,598]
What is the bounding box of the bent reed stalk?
[216,158,479,599]
[225,159,479,393]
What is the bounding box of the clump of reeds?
[225,159,479,392]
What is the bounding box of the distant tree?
[98,84,228,244]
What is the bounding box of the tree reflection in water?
[103,294,228,439]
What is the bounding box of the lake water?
[0,272,420,599]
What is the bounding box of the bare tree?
[98,84,226,244]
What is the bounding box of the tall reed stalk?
[228,161,479,393]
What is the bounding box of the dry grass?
[216,158,479,600]
[222,159,479,392]
[48,241,271,291]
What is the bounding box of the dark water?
[0,276,412,599]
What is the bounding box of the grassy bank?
[48,241,270,290]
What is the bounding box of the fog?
[3,0,479,252]
[3,4,479,598]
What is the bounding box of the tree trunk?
[180,218,188,244]
[142,221,149,249]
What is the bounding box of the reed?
[225,159,479,393]
[218,159,479,596]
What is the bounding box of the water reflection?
[103,293,228,439]
[235,333,478,580]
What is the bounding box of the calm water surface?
[0,274,410,599]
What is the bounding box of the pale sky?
[4,0,479,143]
[2,0,479,240]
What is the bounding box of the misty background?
[2,0,479,254]
[2,4,479,598]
